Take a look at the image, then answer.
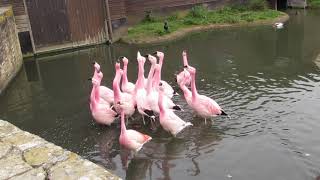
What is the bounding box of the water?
[1,10,320,180]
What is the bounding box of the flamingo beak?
[143,54,149,58]
[152,51,157,55]
[119,56,124,60]
[88,78,92,81]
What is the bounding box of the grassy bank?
[309,0,320,8]
[122,5,285,44]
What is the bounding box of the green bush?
[247,0,269,10]
[189,5,208,18]
[142,10,156,23]
[168,13,178,21]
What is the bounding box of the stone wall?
[0,119,121,179]
[0,7,23,94]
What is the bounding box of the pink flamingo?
[112,62,135,118]
[178,69,192,107]
[148,63,182,113]
[176,50,191,86]
[89,72,109,111]
[158,83,192,137]
[154,51,177,98]
[121,57,135,94]
[188,66,228,124]
[134,52,154,123]
[119,106,152,152]
[90,78,118,125]
[92,62,114,104]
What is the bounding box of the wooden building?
[0,0,241,55]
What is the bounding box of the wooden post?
[102,0,110,42]
[22,0,36,54]
[275,0,278,10]
[104,0,113,41]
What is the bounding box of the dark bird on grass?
[164,21,169,32]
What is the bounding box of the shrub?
[247,0,269,10]
[189,5,208,18]
[142,10,156,23]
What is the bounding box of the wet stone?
[0,141,12,159]
[2,131,45,151]
[0,148,32,179]
[48,156,121,180]
[23,143,71,168]
[9,167,46,180]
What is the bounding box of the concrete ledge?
[0,120,121,180]
[121,12,289,45]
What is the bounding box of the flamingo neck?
[180,82,191,98]
[146,63,156,94]
[136,62,145,90]
[158,90,165,116]
[94,80,101,102]
[191,73,198,100]
[91,84,97,110]
[122,64,129,85]
[183,55,189,66]
[159,57,164,80]
[120,111,126,135]
[113,71,121,103]
[152,68,160,88]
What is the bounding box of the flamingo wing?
[198,95,222,115]
[126,130,152,144]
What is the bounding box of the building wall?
[0,7,23,94]
[0,0,29,32]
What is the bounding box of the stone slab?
[0,141,12,159]
[0,149,32,179]
[0,120,121,179]
[9,167,46,180]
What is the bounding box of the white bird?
[273,22,284,29]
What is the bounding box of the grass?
[124,5,284,42]
[309,0,320,8]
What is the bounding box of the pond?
[1,9,320,180]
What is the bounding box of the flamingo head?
[95,70,103,80]
[115,62,121,70]
[93,62,101,72]
[182,50,187,57]
[147,54,157,65]
[137,51,146,64]
[154,51,164,59]
[121,56,129,65]
[187,66,196,74]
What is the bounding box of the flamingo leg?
[205,118,207,124]
[142,115,146,125]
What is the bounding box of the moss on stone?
[0,7,13,24]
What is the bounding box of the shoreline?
[121,12,289,45]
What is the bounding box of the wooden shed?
[0,0,247,55]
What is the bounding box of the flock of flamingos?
[89,50,228,153]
